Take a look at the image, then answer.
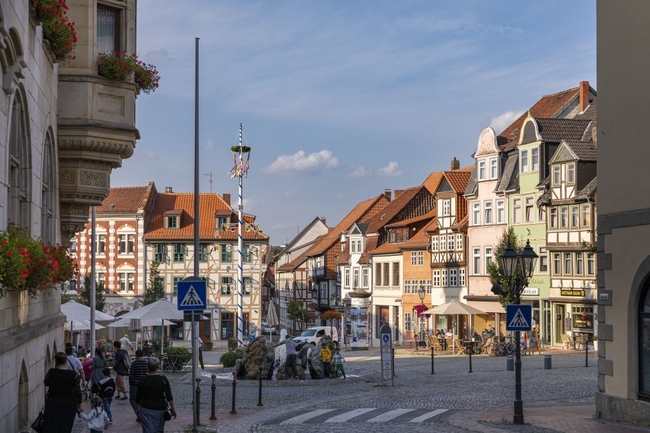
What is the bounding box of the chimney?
[383,189,391,201]
[579,81,589,112]
[450,157,460,170]
[223,193,231,206]
[164,187,173,193]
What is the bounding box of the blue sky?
[112,0,596,245]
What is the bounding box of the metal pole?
[257,366,263,406]
[209,375,217,420]
[191,36,200,433]
[230,374,237,414]
[90,207,96,352]
[430,346,435,374]
[585,336,589,367]
[195,377,201,424]
[514,285,523,425]
[468,342,473,373]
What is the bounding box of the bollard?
[506,355,514,371]
[230,373,237,414]
[468,344,473,373]
[544,354,552,370]
[585,340,589,367]
[195,377,201,424]
[257,366,263,406]
[209,375,217,420]
[430,347,435,375]
[392,348,395,377]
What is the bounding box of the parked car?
[293,326,339,351]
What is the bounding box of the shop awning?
[466,300,505,314]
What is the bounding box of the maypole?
[230,123,250,347]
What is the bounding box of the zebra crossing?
[264,407,449,425]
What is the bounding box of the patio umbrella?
[118,299,184,366]
[108,317,175,328]
[65,320,106,331]
[267,300,280,329]
[423,300,487,354]
[61,300,115,321]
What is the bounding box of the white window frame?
[459,269,465,287]
[443,199,451,216]
[496,200,505,224]
[431,236,438,252]
[490,158,498,179]
[484,201,492,224]
[411,251,417,266]
[449,269,458,287]
[447,234,454,251]
[473,247,481,275]
[567,163,575,184]
[441,269,448,287]
[472,202,480,226]
[478,160,486,181]
[433,270,440,287]
[440,235,447,251]
[485,247,492,275]
[521,149,529,173]
[531,147,539,171]
[513,199,521,224]
[456,234,463,251]
[525,196,535,223]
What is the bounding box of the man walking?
[285,337,298,379]
[128,350,148,423]
[112,340,129,400]
[120,333,133,355]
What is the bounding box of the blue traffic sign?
[177,280,207,311]
[506,304,532,331]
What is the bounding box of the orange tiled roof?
[498,86,581,144]
[367,186,423,233]
[422,171,444,195]
[371,241,402,255]
[145,192,268,241]
[443,169,473,193]
[307,194,389,257]
[95,184,153,214]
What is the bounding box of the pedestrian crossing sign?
[177,280,207,311]
[506,304,532,331]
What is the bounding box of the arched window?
[18,361,28,431]
[639,280,650,400]
[8,85,32,229]
[41,129,56,244]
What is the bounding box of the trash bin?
[507,355,514,371]
[544,354,552,370]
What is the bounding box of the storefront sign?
[561,289,585,297]
[522,288,539,296]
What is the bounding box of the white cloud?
[204,139,214,151]
[489,110,525,135]
[348,166,373,179]
[263,150,339,175]
[284,188,298,196]
[377,161,402,177]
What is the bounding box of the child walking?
[78,396,110,433]
[332,348,346,378]
[96,368,115,424]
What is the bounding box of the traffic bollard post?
[195,377,201,423]
[431,346,435,374]
[230,373,237,414]
[209,374,217,420]
[257,366,263,406]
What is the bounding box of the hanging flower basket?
[322,310,342,321]
[413,304,431,317]
[0,224,76,298]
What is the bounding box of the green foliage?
[144,261,166,305]
[77,275,106,312]
[151,337,171,355]
[220,351,238,367]
[164,347,190,372]
[287,300,308,323]
[487,228,524,307]
[235,347,246,359]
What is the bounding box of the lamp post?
[417,285,426,349]
[492,240,538,425]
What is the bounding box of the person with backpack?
[78,396,110,433]
[95,368,115,424]
[112,340,130,400]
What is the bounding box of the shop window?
[571,305,593,330]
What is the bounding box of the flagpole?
[191,36,200,433]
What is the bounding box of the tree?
[78,275,107,312]
[144,261,166,305]
[287,299,309,332]
[487,227,525,308]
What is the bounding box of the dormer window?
[165,210,182,229]
[351,240,356,253]
[567,163,575,184]
[521,149,529,172]
[531,148,539,171]
[443,199,450,216]
[490,158,498,179]
[478,160,486,181]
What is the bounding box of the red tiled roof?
[96,184,153,214]
[367,186,424,233]
[422,171,444,195]
[359,237,378,264]
[145,192,268,241]
[498,86,580,144]
[443,169,473,193]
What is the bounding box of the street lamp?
[491,240,538,425]
[417,285,426,349]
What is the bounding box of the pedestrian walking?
[91,347,108,389]
[197,336,205,370]
[129,349,149,423]
[284,337,298,379]
[332,348,346,378]
[135,357,176,433]
[120,334,134,355]
[78,396,110,433]
[113,340,129,399]
[95,368,115,424]
[43,352,83,433]
[320,344,332,379]
[65,345,85,390]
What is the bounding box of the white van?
[293,326,339,350]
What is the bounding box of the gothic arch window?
[639,279,650,400]
[41,129,57,244]
[8,85,32,229]
[18,361,28,432]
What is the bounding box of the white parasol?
[423,300,487,353]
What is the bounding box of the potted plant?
[203,340,213,351]
[97,51,160,94]
[227,337,238,351]
[0,223,76,298]
[31,0,77,63]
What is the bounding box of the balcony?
[311,266,327,281]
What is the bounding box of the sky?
[112,0,596,245]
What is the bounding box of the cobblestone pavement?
[70,348,650,433]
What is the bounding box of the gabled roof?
[437,169,473,195]
[274,217,328,258]
[366,186,424,233]
[495,153,519,194]
[451,214,469,230]
[498,85,584,144]
[306,193,389,257]
[277,248,310,272]
[96,184,154,215]
[463,166,478,197]
[399,224,430,250]
[422,171,444,195]
[145,192,268,241]
[534,118,592,143]
[562,140,598,162]
[358,237,378,264]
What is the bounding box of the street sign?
[506,305,532,331]
[379,324,393,386]
[177,280,207,311]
